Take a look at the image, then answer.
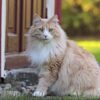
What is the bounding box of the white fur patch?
[32,91,46,96]
[27,43,53,66]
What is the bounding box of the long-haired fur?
[26,14,100,97]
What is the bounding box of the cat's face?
[28,14,60,43]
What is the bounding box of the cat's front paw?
[32,91,46,97]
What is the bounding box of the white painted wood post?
[46,0,55,18]
[1,0,6,78]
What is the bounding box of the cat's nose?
[44,35,48,39]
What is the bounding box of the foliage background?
[62,0,100,37]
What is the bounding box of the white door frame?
[1,0,6,78]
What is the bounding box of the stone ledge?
[0,68,38,96]
[5,68,38,85]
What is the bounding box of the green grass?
[76,40,100,62]
[1,95,100,100]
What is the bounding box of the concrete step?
[5,68,38,86]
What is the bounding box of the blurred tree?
[62,0,100,37]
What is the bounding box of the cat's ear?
[33,14,42,26]
[49,15,59,24]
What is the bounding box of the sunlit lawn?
[76,40,100,62]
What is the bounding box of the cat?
[26,14,100,97]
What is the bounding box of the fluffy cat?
[26,14,100,97]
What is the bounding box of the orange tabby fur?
[26,14,100,97]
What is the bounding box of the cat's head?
[28,14,61,43]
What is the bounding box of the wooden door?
[6,0,46,53]
[6,0,20,52]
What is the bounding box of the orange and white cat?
[26,14,100,97]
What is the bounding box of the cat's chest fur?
[27,44,53,66]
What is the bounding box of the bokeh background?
[61,0,100,62]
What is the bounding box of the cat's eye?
[38,28,44,32]
[49,28,53,32]
[31,34,40,37]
